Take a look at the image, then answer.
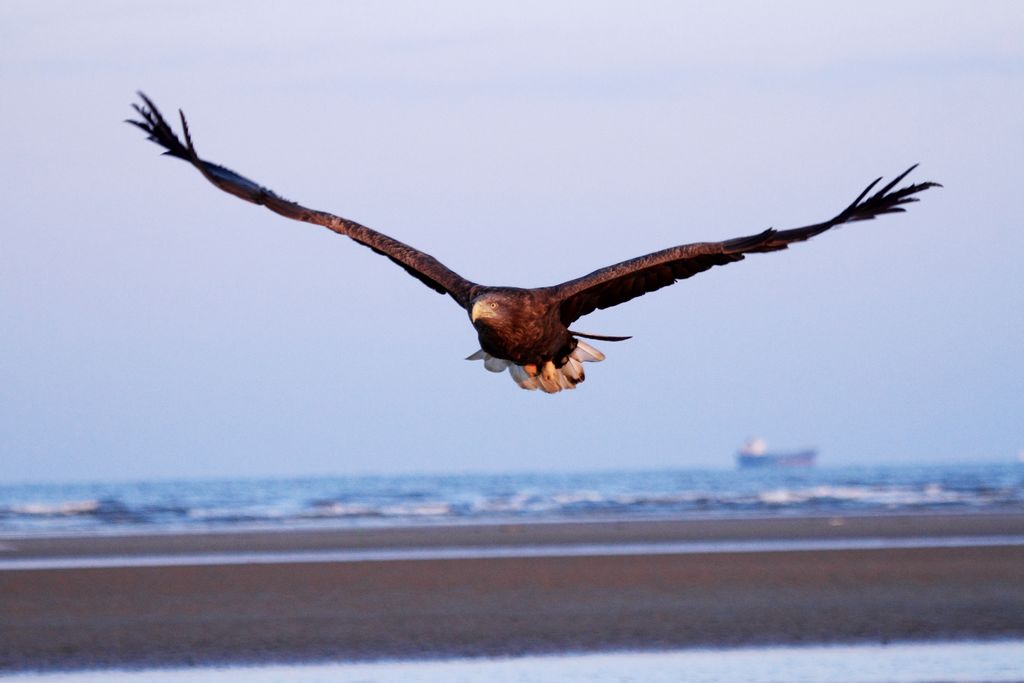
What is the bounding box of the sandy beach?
[2,514,1023,671]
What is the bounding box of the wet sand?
[2,514,1023,670]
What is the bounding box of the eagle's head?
[470,296,500,323]
[469,289,527,334]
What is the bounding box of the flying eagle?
[128,94,939,393]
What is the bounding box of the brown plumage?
[128,93,940,393]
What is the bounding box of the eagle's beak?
[471,301,486,323]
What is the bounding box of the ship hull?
[736,450,816,469]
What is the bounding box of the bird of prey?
[128,93,939,394]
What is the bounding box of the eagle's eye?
[489,302,498,309]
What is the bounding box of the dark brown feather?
[128,93,479,307]
[554,170,939,325]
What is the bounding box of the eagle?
[128,94,939,393]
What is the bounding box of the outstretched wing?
[554,167,940,325]
[127,93,479,307]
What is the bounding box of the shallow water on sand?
[4,534,1024,571]
[6,640,1023,683]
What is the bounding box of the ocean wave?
[754,483,1019,509]
[8,499,103,517]
[3,497,147,522]
[302,501,457,519]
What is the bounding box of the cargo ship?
[736,438,816,469]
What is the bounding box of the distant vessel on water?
[737,438,817,469]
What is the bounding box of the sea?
[4,464,1023,682]
[2,462,1021,537]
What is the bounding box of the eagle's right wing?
[128,94,480,308]
[553,167,940,326]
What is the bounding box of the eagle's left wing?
[553,167,939,326]
[127,94,480,308]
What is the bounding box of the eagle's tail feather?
[572,339,605,362]
[465,340,605,393]
[465,349,511,373]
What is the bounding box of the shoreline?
[3,512,1023,671]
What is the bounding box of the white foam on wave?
[9,500,101,517]
[755,484,977,508]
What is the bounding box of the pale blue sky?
[1,1,1022,482]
